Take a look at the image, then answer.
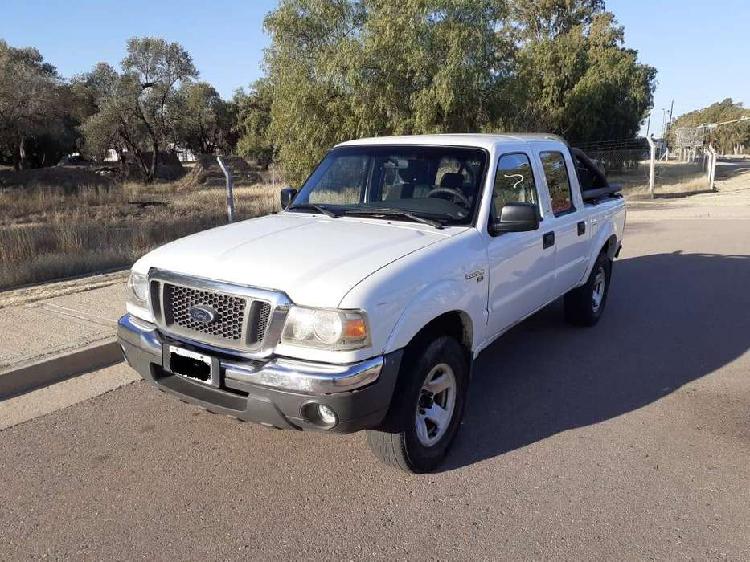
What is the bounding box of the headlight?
[281,307,370,350]
[127,271,149,308]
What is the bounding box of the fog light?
[317,404,337,426]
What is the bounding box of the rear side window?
[492,153,539,217]
[540,151,574,215]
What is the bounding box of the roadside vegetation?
[0,174,278,290]
[670,99,750,155]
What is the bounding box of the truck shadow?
[442,251,750,472]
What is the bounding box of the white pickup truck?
[118,134,625,472]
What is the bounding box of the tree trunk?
[116,148,127,178]
[17,137,27,170]
[149,138,158,183]
[135,150,150,183]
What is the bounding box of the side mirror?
[280,187,298,210]
[490,202,540,234]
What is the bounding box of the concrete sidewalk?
[1,274,126,370]
[0,272,127,395]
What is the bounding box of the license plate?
[168,345,214,385]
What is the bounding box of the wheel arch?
[581,224,619,282]
[407,311,473,358]
[602,233,619,259]
[387,307,474,367]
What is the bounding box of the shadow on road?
[716,157,750,181]
[653,189,716,199]
[443,251,750,471]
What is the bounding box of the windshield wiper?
[341,208,445,229]
[288,203,339,218]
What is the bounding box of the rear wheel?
[366,336,468,473]
[564,252,613,327]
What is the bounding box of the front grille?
[149,271,290,356]
[165,284,246,341]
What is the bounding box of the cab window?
[492,153,539,218]
[540,151,574,215]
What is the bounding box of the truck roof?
[337,133,567,151]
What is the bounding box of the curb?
[0,339,123,399]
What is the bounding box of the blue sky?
[2,0,748,136]
[0,0,276,96]
[608,0,750,134]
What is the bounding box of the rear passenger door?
[538,150,590,296]
[486,152,555,337]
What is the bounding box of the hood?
[135,212,460,307]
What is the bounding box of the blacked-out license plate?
[168,345,213,385]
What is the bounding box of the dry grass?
[609,160,710,198]
[0,181,279,290]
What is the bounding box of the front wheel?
[366,336,468,473]
[564,252,613,327]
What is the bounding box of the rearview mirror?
[280,187,298,209]
[490,202,540,234]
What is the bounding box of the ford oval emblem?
[188,305,218,324]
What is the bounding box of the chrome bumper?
[117,313,384,395]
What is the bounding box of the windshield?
[289,145,488,226]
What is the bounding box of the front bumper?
[117,314,402,432]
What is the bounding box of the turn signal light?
[344,318,367,339]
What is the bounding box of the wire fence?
[573,137,714,197]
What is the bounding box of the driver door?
[486,152,555,337]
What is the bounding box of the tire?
[366,336,468,473]
[564,252,613,327]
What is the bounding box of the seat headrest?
[399,160,428,184]
[440,172,464,189]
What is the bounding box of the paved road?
[2,202,750,559]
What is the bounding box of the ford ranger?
[118,134,625,472]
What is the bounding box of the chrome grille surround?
[148,269,291,358]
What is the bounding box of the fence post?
[216,156,235,223]
[708,145,717,191]
[646,135,657,198]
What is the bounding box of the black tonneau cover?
[581,184,623,202]
[569,147,622,203]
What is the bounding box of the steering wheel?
[427,187,471,208]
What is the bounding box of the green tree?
[0,40,69,168]
[80,63,151,177]
[121,37,198,181]
[81,38,197,182]
[509,0,605,39]
[234,79,274,167]
[259,0,655,184]
[172,81,237,154]
[671,99,750,154]
[506,10,656,144]
[262,0,509,184]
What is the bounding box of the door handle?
[542,231,555,249]
[577,221,586,236]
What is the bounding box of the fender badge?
[465,270,485,283]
